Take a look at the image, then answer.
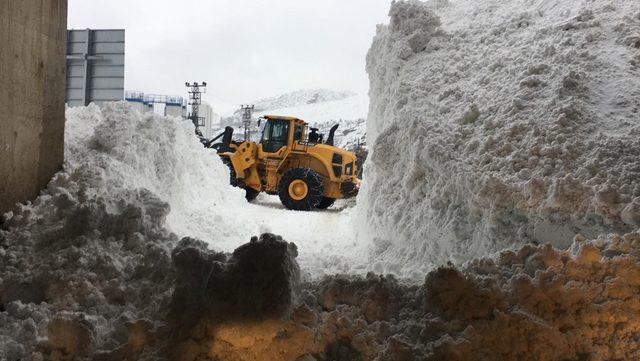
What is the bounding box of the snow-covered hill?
[252,89,357,112]
[254,91,368,125]
[311,118,366,151]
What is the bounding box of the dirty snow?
[358,0,640,277]
[171,231,640,361]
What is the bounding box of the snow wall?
[358,0,640,277]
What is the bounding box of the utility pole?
[185,81,207,136]
[240,104,255,141]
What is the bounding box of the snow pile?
[167,233,301,358]
[64,103,250,242]
[359,0,640,277]
[0,102,369,359]
[178,231,640,360]
[0,102,249,360]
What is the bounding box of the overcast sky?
[68,0,391,110]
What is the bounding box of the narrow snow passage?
[170,191,367,279]
[60,103,371,280]
[248,195,366,278]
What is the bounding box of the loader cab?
[259,116,307,153]
[260,118,289,152]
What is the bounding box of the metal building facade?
[66,29,125,106]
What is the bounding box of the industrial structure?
[240,104,255,141]
[124,91,145,113]
[66,29,125,107]
[124,91,187,117]
[186,82,207,135]
[198,102,222,138]
[165,96,186,117]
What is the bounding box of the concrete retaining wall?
[0,0,68,214]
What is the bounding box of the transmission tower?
[185,81,207,136]
[240,104,255,141]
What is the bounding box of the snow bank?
[0,103,248,359]
[358,0,640,277]
[180,231,640,360]
[64,103,249,241]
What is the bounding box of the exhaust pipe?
[325,124,339,146]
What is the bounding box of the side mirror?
[257,118,261,127]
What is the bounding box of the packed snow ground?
[188,193,367,278]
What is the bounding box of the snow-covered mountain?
[254,92,368,126]
[252,89,357,112]
[311,118,366,151]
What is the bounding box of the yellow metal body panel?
[227,143,261,191]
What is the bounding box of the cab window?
[294,124,303,141]
[261,119,289,152]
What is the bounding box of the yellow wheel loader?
[207,115,360,211]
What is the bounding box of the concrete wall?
[0,0,68,214]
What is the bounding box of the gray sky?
[68,0,391,109]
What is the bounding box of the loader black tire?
[222,158,239,187]
[315,197,336,209]
[278,168,324,211]
[222,158,259,202]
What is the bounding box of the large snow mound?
[64,103,251,243]
[358,0,640,277]
[0,103,250,359]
